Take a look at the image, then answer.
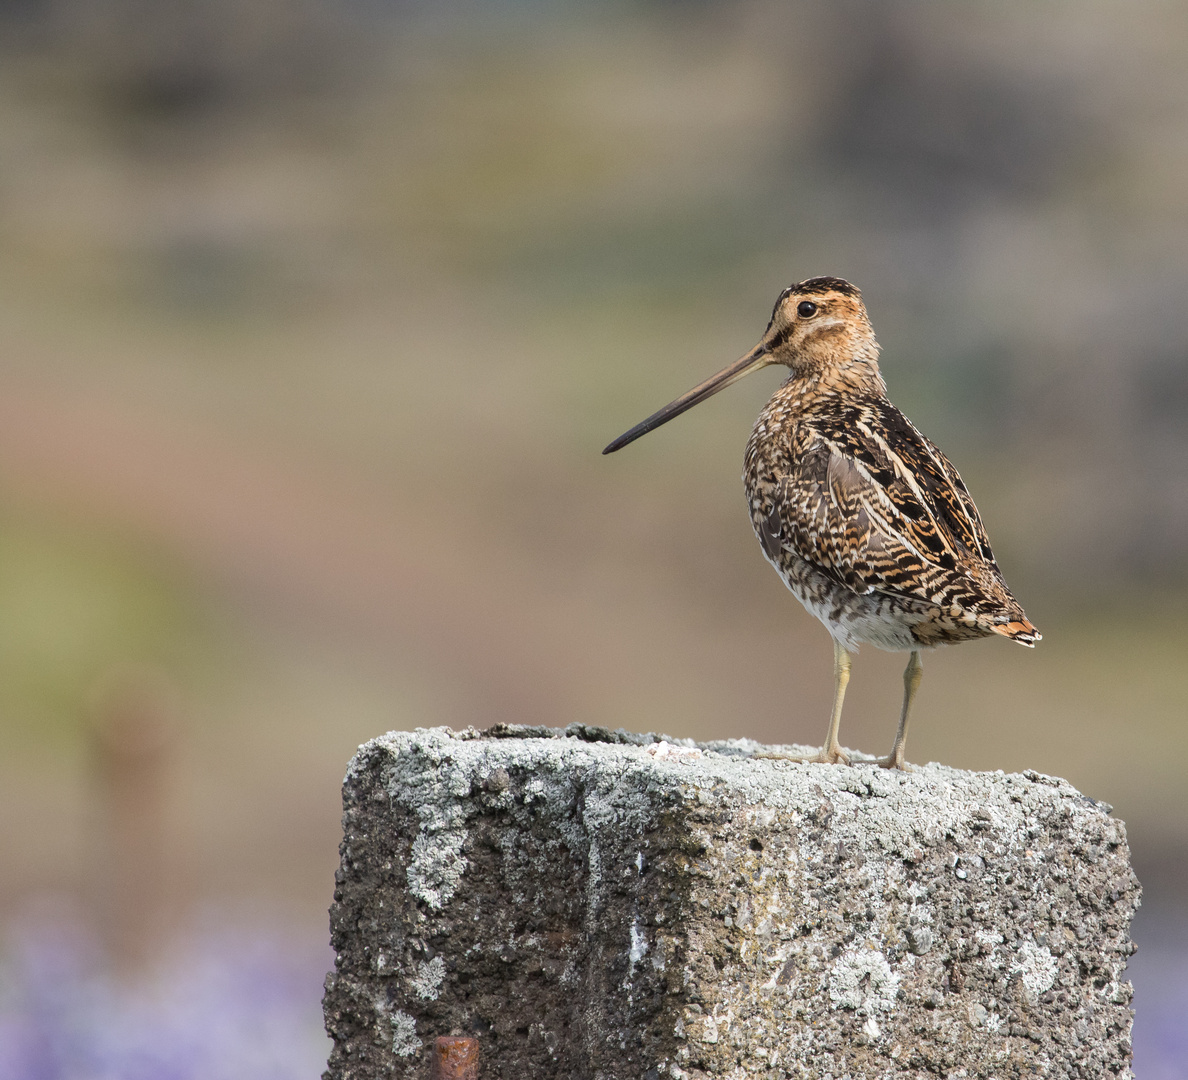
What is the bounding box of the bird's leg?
[878,650,922,771]
[755,640,852,764]
[817,639,852,763]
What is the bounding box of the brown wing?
[768,398,1029,629]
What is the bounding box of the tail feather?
[991,618,1041,647]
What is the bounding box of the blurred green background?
[0,0,1184,1035]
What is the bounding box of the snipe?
[604,277,1038,769]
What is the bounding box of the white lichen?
[828,948,900,1013]
[1012,940,1058,997]
[410,956,447,1000]
[407,828,467,910]
[389,1009,419,1057]
[357,726,1101,882]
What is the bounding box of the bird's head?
[604,276,878,455]
[759,277,877,377]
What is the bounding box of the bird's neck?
[779,352,887,409]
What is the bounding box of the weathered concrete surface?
[323,725,1140,1080]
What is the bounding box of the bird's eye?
[797,300,818,318]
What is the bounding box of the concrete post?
[323,725,1139,1080]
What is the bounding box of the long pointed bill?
[602,344,769,454]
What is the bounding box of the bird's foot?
[808,746,852,765]
[756,746,851,766]
[874,753,912,772]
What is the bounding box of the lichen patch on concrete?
[409,957,447,1001]
[384,1006,419,1058]
[1012,939,1059,998]
[827,948,900,1013]
[406,828,467,910]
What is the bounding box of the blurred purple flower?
[1130,918,1188,1080]
[0,914,329,1080]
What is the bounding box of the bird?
[603,276,1038,770]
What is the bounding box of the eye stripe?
[768,324,794,349]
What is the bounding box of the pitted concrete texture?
[323,725,1139,1080]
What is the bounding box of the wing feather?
[768,399,1016,615]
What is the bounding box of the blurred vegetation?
[0,518,209,751]
[0,0,1183,937]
